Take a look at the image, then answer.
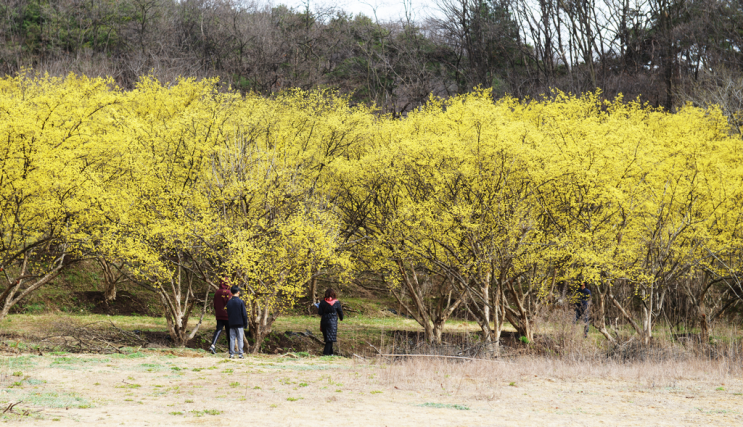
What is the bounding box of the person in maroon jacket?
[209,277,232,354]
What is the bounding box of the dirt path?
[2,352,741,426]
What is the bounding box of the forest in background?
[2,0,743,127]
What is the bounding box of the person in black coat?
[317,288,344,356]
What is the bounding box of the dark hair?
[230,286,240,295]
[324,288,337,299]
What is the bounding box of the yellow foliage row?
[2,73,742,307]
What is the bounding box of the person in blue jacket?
[317,288,344,356]
[225,286,248,358]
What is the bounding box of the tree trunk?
[99,258,118,302]
[699,313,709,344]
[609,285,642,337]
[158,264,196,347]
[187,286,211,341]
[247,294,277,353]
[641,285,654,344]
[506,277,533,342]
[592,280,615,343]
[392,262,466,345]
[159,289,194,347]
[104,280,117,302]
[394,261,435,343]
[0,254,66,321]
[491,282,506,351]
[307,270,317,303]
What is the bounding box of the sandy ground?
[1,352,741,426]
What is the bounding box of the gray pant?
[229,327,244,356]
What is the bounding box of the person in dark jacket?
[209,278,232,354]
[317,288,344,356]
[225,286,248,359]
[574,282,591,338]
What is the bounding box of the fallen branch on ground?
[3,401,22,414]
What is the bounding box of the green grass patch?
[23,391,92,408]
[111,351,146,359]
[418,403,469,410]
[116,383,141,389]
[191,409,221,417]
[1,355,39,371]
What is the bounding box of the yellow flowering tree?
[0,73,121,320]
[205,136,349,352]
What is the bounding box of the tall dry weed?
[370,354,741,400]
